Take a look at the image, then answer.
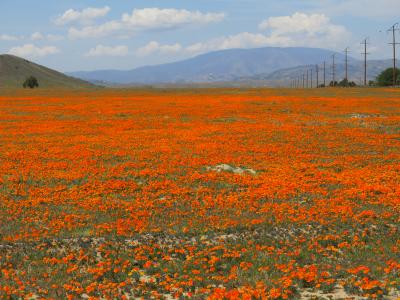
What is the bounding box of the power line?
[310,67,313,88]
[323,61,326,87]
[316,64,319,88]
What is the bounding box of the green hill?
[0,54,94,89]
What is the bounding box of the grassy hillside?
[0,54,93,89]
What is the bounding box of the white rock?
[207,164,257,175]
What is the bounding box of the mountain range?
[0,47,395,88]
[68,47,352,85]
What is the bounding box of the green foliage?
[23,76,39,89]
[376,68,400,86]
[328,79,356,88]
[338,78,357,87]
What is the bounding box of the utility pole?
[310,68,313,88]
[332,54,336,86]
[388,23,399,86]
[306,70,309,88]
[323,61,326,87]
[302,74,305,88]
[344,47,350,84]
[361,38,369,86]
[316,64,319,88]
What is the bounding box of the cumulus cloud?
[30,32,64,41]
[31,32,44,41]
[69,21,121,39]
[8,44,60,58]
[185,32,285,54]
[183,12,351,56]
[55,6,110,26]
[0,34,19,41]
[259,13,343,35]
[136,41,183,56]
[134,33,279,57]
[122,8,225,30]
[86,45,129,57]
[258,13,350,49]
[135,13,350,58]
[69,8,225,39]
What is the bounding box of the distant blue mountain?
[69,47,353,85]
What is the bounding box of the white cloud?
[0,34,19,41]
[30,32,64,42]
[68,8,225,39]
[260,13,343,35]
[31,32,44,41]
[135,13,350,58]
[69,21,122,39]
[258,13,351,49]
[134,33,287,57]
[55,6,110,26]
[86,45,129,57]
[8,44,60,58]
[136,41,182,56]
[122,8,225,30]
[185,32,284,55]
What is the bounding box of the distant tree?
[339,78,349,87]
[23,76,39,89]
[338,79,356,87]
[368,80,375,87]
[329,81,338,87]
[376,68,400,86]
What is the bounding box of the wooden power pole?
[331,54,336,86]
[388,23,399,86]
[361,38,369,86]
[344,47,349,85]
[306,70,309,88]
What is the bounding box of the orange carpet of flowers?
[0,88,399,299]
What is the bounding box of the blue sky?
[1,0,399,72]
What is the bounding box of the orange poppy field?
[0,88,399,299]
